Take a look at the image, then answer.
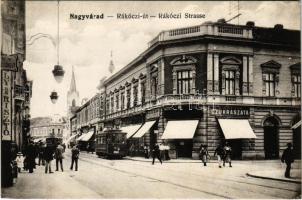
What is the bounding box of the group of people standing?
[199,142,232,168]
[15,141,80,174]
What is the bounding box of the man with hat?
[281,143,295,178]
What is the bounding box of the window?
[133,85,138,106]
[110,96,114,113]
[177,70,193,94]
[126,88,131,108]
[292,74,301,97]
[121,92,125,110]
[225,70,235,95]
[151,76,158,99]
[264,73,275,97]
[106,98,110,113]
[58,129,60,134]
[115,93,119,110]
[141,82,146,104]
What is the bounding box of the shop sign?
[211,106,250,116]
[2,71,12,141]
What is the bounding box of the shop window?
[177,70,193,94]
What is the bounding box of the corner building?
[101,20,300,159]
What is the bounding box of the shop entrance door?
[228,139,242,160]
[176,140,192,158]
[264,117,279,159]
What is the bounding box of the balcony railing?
[104,94,207,120]
[148,23,253,47]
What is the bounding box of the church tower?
[67,66,79,117]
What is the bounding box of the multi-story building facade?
[1,0,32,151]
[70,20,300,159]
[30,116,66,140]
[69,93,102,149]
[98,20,300,159]
[1,0,33,187]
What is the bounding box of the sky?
[23,1,300,118]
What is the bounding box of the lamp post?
[26,0,64,104]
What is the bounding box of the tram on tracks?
[95,129,128,159]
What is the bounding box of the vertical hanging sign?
[2,70,12,141]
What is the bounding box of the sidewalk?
[1,162,101,198]
[126,156,301,183]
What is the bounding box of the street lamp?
[50,91,59,104]
[26,0,65,102]
[52,64,65,83]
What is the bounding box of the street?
[2,150,301,199]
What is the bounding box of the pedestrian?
[199,144,209,166]
[214,143,225,168]
[25,141,36,173]
[223,142,232,167]
[55,144,64,172]
[62,143,66,152]
[38,142,45,166]
[70,145,80,171]
[281,143,295,178]
[44,144,54,174]
[152,143,162,165]
[86,143,90,153]
[15,152,24,173]
[143,145,149,159]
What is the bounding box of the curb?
[246,172,301,184]
[124,157,202,163]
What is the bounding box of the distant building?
[30,115,66,139]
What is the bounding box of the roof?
[103,21,300,86]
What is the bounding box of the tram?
[46,137,62,147]
[95,129,128,159]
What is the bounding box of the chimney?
[217,18,226,24]
[246,21,255,27]
[274,24,284,30]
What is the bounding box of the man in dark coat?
[44,144,54,173]
[70,145,80,171]
[25,141,36,173]
[55,144,64,172]
[281,143,295,178]
[152,143,162,165]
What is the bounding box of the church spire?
[109,51,115,74]
[69,66,77,92]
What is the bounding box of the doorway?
[228,139,242,160]
[175,140,192,158]
[263,117,279,159]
